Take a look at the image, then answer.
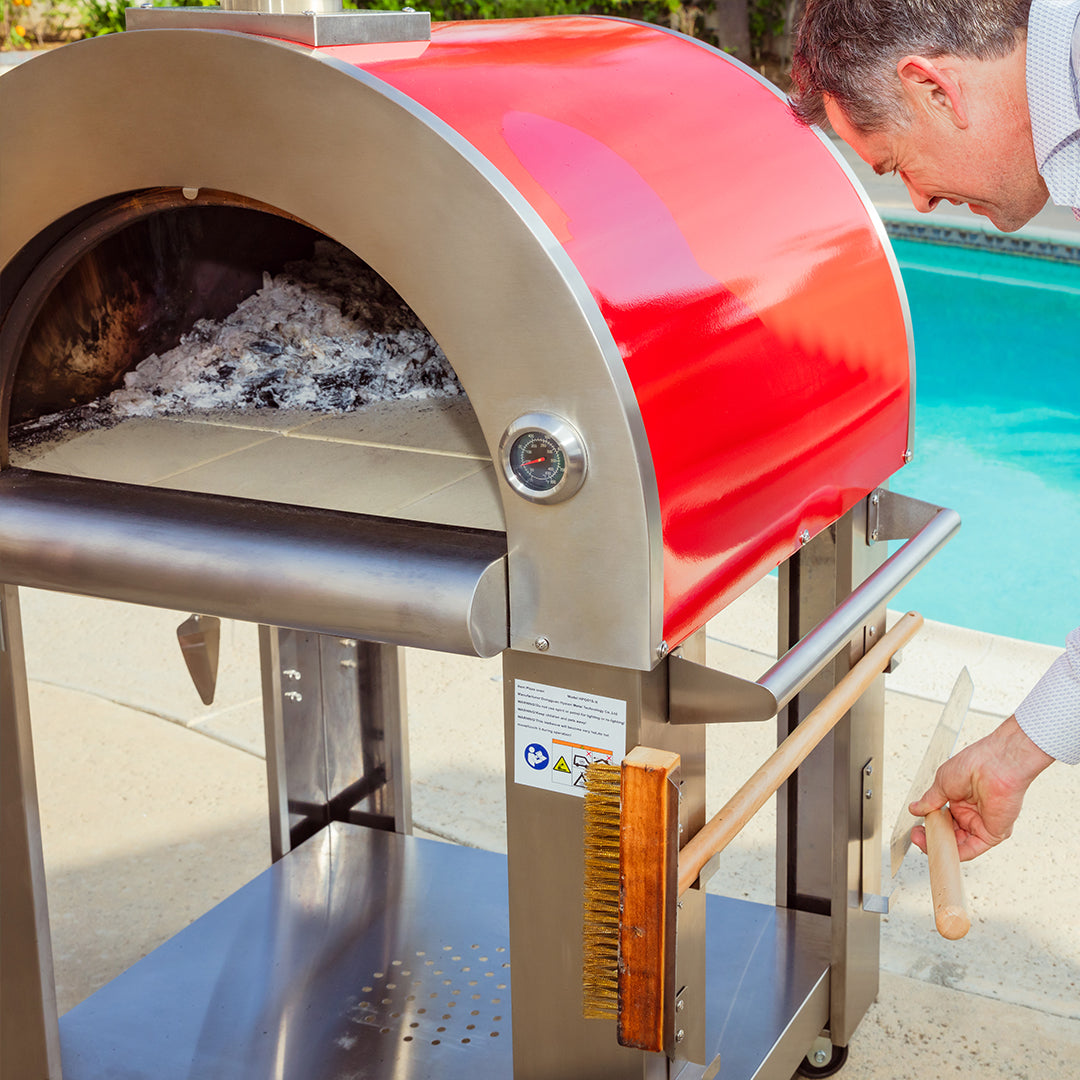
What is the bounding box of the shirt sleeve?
[1014,627,1080,764]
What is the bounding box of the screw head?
[799,529,811,545]
[864,763,873,776]
[675,1029,685,1043]
[902,449,913,464]
[657,640,669,660]
[812,1048,830,1066]
[534,636,550,652]
[865,788,873,800]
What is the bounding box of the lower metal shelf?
[59,823,829,1079]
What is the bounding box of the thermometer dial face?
[508,431,566,492]
[499,414,587,504]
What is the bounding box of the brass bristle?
[582,759,622,1019]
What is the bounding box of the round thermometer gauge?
[499,414,587,504]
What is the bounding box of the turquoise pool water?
[889,238,1080,646]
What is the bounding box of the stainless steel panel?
[55,825,830,1080]
[502,645,706,1080]
[866,488,946,543]
[126,7,432,47]
[0,469,508,657]
[260,623,293,862]
[668,652,777,725]
[704,897,830,1080]
[355,639,412,834]
[261,630,411,860]
[0,29,663,670]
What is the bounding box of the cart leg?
[776,502,886,1047]
[0,584,62,1079]
[503,642,707,1079]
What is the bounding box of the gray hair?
[789,0,1031,131]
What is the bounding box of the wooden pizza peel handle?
[925,805,971,940]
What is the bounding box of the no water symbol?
[524,743,549,770]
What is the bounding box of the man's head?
[790,0,1049,231]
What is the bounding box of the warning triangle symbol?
[553,755,571,774]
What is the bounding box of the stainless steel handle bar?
[0,468,509,657]
[758,505,960,713]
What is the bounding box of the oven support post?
[260,627,412,861]
[0,584,63,1080]
[776,502,888,1048]
[502,631,708,1079]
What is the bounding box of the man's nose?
[901,174,940,213]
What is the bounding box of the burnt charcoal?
[250,340,284,357]
[18,239,463,430]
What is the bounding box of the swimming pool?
[888,234,1080,646]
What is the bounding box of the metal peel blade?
[889,666,972,877]
[177,613,221,706]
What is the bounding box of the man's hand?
[909,715,1054,861]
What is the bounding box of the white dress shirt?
[1014,1,1080,761]
[1027,0,1080,217]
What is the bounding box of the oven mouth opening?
[0,189,502,533]
[4,189,463,441]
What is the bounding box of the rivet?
[864,763,873,776]
[865,788,873,800]
[676,998,685,1013]
[534,637,550,652]
[657,640,669,660]
[676,1029,685,1043]
[799,529,811,545]
[902,449,913,464]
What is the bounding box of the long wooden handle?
[677,610,924,896]
[925,805,970,939]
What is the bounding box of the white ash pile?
[13,240,462,445]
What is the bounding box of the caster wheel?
[796,1042,848,1078]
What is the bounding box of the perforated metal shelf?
[58,823,830,1079]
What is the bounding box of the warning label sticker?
[513,680,626,798]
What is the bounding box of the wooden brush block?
[618,746,681,1053]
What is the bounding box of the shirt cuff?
[1014,628,1080,764]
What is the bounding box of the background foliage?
[2,0,795,85]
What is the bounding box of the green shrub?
[76,0,214,39]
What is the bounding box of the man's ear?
[896,54,969,128]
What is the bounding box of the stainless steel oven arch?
[0,27,664,671]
